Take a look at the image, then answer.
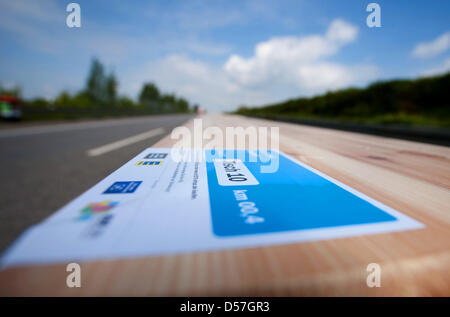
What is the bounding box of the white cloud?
[124,19,378,112]
[123,54,274,112]
[326,19,359,44]
[223,19,369,92]
[0,4,379,112]
[421,58,450,77]
[412,32,450,58]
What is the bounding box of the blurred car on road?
[0,95,22,120]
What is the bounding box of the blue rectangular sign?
[206,150,397,237]
[103,181,142,194]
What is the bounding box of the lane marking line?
[86,127,165,157]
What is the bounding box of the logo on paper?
[136,160,162,166]
[103,181,142,194]
[144,153,168,159]
[84,213,114,238]
[78,200,118,220]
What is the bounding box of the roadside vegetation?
[0,58,197,121]
[235,72,450,128]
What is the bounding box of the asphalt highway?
[0,114,193,252]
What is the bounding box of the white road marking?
[86,127,165,157]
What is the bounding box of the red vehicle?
[0,95,22,120]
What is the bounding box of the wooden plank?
[0,114,449,296]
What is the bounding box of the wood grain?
[0,114,449,296]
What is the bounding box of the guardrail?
[19,106,189,121]
[243,114,450,147]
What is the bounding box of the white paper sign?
[1,148,423,267]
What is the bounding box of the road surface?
[0,114,448,296]
[0,114,192,253]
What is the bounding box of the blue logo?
[144,153,167,159]
[136,160,162,166]
[103,181,142,194]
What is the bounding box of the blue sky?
[0,0,449,112]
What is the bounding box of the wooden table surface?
[1,114,449,296]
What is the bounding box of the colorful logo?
[103,181,142,194]
[144,153,167,159]
[78,201,118,221]
[136,161,162,166]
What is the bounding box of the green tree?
[139,83,160,112]
[160,94,176,113]
[72,92,94,108]
[27,98,50,108]
[175,97,189,113]
[54,91,72,108]
[106,73,118,106]
[85,58,119,107]
[118,96,136,109]
[0,84,21,97]
[85,58,106,105]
